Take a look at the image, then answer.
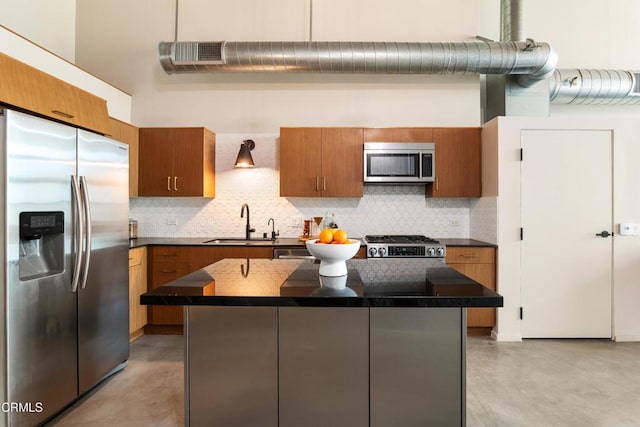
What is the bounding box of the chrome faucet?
[241,203,255,240]
[268,218,279,240]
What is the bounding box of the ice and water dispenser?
[19,211,65,281]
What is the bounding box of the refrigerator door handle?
[79,176,93,289]
[71,175,84,293]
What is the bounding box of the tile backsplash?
[130,133,488,240]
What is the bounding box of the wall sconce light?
[234,139,255,168]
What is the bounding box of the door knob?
[595,231,612,238]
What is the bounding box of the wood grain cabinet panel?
[364,127,433,142]
[446,247,496,331]
[138,127,215,197]
[0,52,110,135]
[129,247,148,340]
[427,127,481,198]
[280,127,363,197]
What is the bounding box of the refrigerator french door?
[1,109,129,426]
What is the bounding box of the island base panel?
[370,307,465,427]
[186,306,278,427]
[279,307,369,427]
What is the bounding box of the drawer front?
[151,262,195,288]
[445,247,495,264]
[151,246,191,262]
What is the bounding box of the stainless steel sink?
[202,238,275,245]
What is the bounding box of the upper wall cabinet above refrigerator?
[138,127,216,198]
[0,52,110,135]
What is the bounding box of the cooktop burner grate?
[364,235,441,244]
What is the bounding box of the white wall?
[71,0,640,131]
[0,25,133,122]
[484,116,640,342]
[74,0,483,132]
[0,0,76,62]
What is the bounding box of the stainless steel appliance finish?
[279,307,369,427]
[364,142,435,183]
[1,109,129,426]
[186,306,278,427]
[370,307,465,426]
[364,235,446,258]
[273,247,314,259]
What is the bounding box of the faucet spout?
[240,203,255,240]
[268,218,279,240]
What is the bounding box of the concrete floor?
[51,335,640,427]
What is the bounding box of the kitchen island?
[141,257,502,427]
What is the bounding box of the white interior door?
[521,130,612,338]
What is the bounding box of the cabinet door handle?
[435,176,439,192]
[315,176,320,192]
[174,176,178,191]
[460,254,478,258]
[161,253,178,257]
[161,269,177,274]
[322,177,326,191]
[51,109,74,119]
[167,176,172,191]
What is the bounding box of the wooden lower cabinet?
[445,247,496,334]
[146,245,273,333]
[129,247,148,341]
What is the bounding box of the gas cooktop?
[363,235,441,244]
[363,235,446,258]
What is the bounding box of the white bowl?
[305,239,361,276]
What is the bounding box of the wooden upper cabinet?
[0,52,110,135]
[280,127,363,197]
[364,127,433,142]
[427,127,481,198]
[138,127,215,197]
[280,128,322,197]
[109,118,139,197]
[321,128,364,197]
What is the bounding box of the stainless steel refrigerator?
[0,108,130,426]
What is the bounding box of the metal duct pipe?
[501,0,525,42]
[159,40,557,85]
[550,69,640,104]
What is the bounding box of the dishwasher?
[273,248,316,259]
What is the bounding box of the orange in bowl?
[333,229,348,243]
[319,228,335,244]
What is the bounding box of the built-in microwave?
[363,142,435,183]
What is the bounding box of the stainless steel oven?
[364,142,435,183]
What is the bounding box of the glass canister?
[129,219,138,239]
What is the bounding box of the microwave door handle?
[71,175,84,293]
[79,176,93,289]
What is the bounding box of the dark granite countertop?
[130,237,497,249]
[140,258,503,308]
[438,238,497,248]
[129,237,309,249]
